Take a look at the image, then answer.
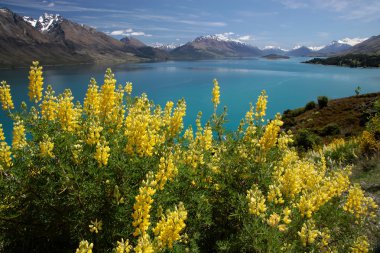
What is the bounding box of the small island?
[261,54,290,60]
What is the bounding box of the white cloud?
[237,35,252,41]
[277,0,380,21]
[108,29,151,37]
[47,2,55,7]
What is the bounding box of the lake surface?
[1,58,380,139]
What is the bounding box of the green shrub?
[320,123,341,136]
[317,96,329,109]
[305,101,316,111]
[294,129,321,151]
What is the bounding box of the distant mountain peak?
[193,34,247,45]
[308,45,324,51]
[23,12,63,33]
[337,37,368,46]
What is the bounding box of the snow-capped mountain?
[193,34,247,45]
[337,37,368,46]
[23,13,63,33]
[261,46,287,55]
[151,42,181,51]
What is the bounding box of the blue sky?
[1,0,379,48]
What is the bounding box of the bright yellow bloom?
[41,85,57,121]
[267,212,280,227]
[134,234,154,253]
[39,135,54,158]
[267,185,284,204]
[282,207,292,224]
[116,239,132,253]
[343,184,378,220]
[255,90,267,119]
[125,82,133,95]
[57,89,81,132]
[0,124,4,141]
[28,61,44,103]
[132,172,157,237]
[155,153,178,190]
[298,219,319,247]
[153,202,188,249]
[258,114,283,156]
[12,120,27,149]
[350,236,369,253]
[99,69,117,123]
[0,81,14,110]
[95,140,110,167]
[247,184,267,217]
[0,142,12,168]
[76,240,94,253]
[212,79,220,109]
[86,123,103,145]
[89,219,103,233]
[84,78,100,117]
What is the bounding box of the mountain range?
[0,8,379,68]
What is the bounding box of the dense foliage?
[0,62,378,252]
[305,54,380,68]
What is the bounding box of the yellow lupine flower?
[258,114,283,155]
[132,172,157,237]
[167,100,186,138]
[153,202,188,249]
[57,89,81,132]
[134,234,154,253]
[89,219,103,233]
[247,184,267,217]
[84,78,100,117]
[116,239,132,253]
[211,79,220,109]
[298,219,319,247]
[267,212,280,227]
[39,135,54,158]
[99,69,117,123]
[155,153,178,190]
[28,61,44,103]
[0,141,12,167]
[41,85,57,121]
[76,240,94,253]
[350,236,369,253]
[343,184,378,220]
[0,81,14,110]
[125,82,133,95]
[86,124,103,145]
[0,124,4,141]
[255,90,267,119]
[12,120,27,150]
[95,140,110,167]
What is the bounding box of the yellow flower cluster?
[255,90,268,120]
[156,153,178,190]
[350,236,369,253]
[57,89,81,132]
[0,142,12,168]
[258,114,283,156]
[212,79,220,109]
[0,124,4,141]
[267,212,280,227]
[28,61,44,103]
[116,239,132,253]
[0,81,14,110]
[124,94,162,156]
[41,85,57,121]
[360,130,380,153]
[132,172,157,236]
[39,135,54,158]
[134,234,154,253]
[297,219,319,247]
[83,78,100,117]
[95,140,110,167]
[125,82,133,95]
[247,184,267,217]
[12,120,27,150]
[86,123,103,145]
[164,100,186,139]
[343,184,378,220]
[153,202,188,249]
[89,219,103,233]
[76,240,94,253]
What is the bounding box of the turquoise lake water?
[1,58,380,139]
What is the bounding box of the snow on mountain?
[308,46,324,51]
[151,42,181,51]
[337,37,368,46]
[194,33,247,45]
[23,13,63,33]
